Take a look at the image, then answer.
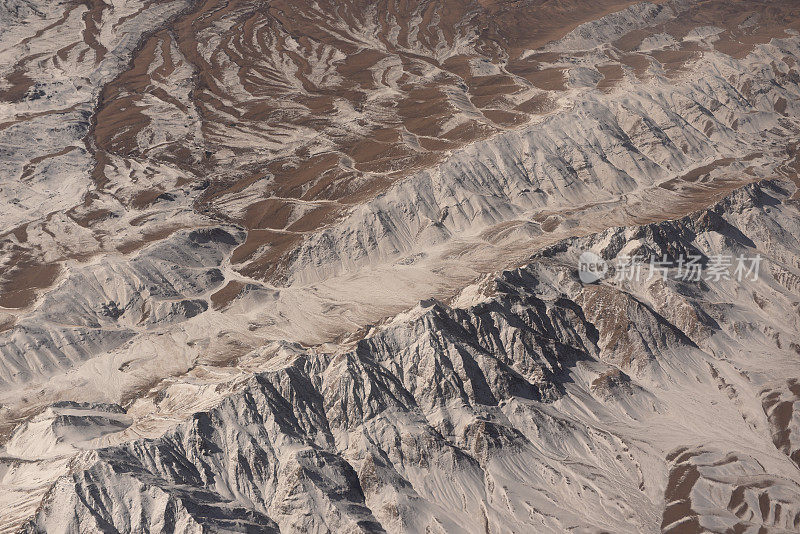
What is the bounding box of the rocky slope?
[3,0,800,407]
[6,179,800,533]
[3,0,800,532]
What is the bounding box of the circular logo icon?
[578,251,608,284]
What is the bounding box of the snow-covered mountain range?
[2,0,800,532]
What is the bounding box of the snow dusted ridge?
[541,1,679,53]
[3,27,800,401]
[283,35,800,286]
[0,226,244,385]
[8,179,800,533]
[3,0,800,532]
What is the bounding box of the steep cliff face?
[3,0,800,532]
[9,180,799,533]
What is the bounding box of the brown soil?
[9,0,797,295]
[651,49,701,77]
[659,158,737,191]
[210,280,246,309]
[523,68,568,91]
[596,64,624,92]
[481,109,528,127]
[661,455,703,534]
[619,54,652,79]
[0,316,15,333]
[0,69,35,102]
[0,254,60,309]
[116,225,185,255]
[515,94,556,114]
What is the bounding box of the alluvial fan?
[2,0,800,532]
